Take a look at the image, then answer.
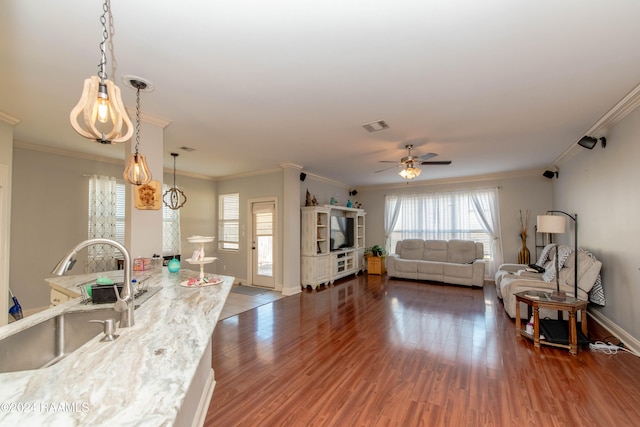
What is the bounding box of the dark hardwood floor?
[205,274,640,426]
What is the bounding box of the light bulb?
[96,83,110,123]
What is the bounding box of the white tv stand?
[300,205,365,290]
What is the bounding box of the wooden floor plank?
[206,275,640,426]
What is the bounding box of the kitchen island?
[0,267,232,426]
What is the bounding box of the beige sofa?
[495,245,603,318]
[386,239,485,287]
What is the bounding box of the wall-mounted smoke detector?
[180,146,196,152]
[362,120,390,133]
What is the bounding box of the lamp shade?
[537,214,566,234]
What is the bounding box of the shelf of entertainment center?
[301,205,366,290]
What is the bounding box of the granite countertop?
[0,268,232,425]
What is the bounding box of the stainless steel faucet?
[52,238,135,327]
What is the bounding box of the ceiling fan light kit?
[399,166,421,179]
[69,0,133,144]
[377,144,452,180]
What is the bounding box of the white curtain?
[385,188,502,277]
[383,195,401,253]
[87,175,117,272]
[471,188,503,276]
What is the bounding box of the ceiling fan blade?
[419,160,452,165]
[379,160,400,163]
[419,152,438,161]
[375,164,402,173]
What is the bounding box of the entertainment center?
[300,205,366,290]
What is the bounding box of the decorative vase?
[167,258,181,273]
[518,238,530,264]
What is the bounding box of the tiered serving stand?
[180,236,222,287]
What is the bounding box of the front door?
[251,201,275,288]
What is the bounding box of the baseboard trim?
[588,309,640,354]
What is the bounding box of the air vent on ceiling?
[362,120,390,133]
[179,146,196,152]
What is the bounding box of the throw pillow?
[541,245,572,283]
[535,243,555,267]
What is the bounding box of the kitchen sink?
[0,308,118,373]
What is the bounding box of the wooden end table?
[515,291,589,355]
[366,256,386,275]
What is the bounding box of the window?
[88,176,181,272]
[385,188,503,275]
[218,193,239,250]
[162,184,181,257]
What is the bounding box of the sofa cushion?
[443,262,472,279]
[423,240,448,262]
[397,239,425,260]
[447,240,477,264]
[417,261,444,275]
[394,259,419,273]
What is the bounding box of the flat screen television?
[330,216,354,251]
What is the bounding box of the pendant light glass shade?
[399,166,421,179]
[69,0,132,144]
[123,152,152,186]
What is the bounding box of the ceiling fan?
[376,144,452,179]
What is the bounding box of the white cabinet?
[301,205,365,289]
[49,286,79,307]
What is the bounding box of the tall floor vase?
[518,238,530,264]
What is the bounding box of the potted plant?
[366,245,387,257]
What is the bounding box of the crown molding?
[0,111,21,126]
[14,140,217,181]
[554,81,640,166]
[357,169,543,192]
[125,107,172,129]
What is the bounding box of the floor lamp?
[536,211,578,300]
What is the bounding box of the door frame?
[246,197,279,291]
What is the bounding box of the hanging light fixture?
[123,80,152,185]
[399,162,422,180]
[69,0,133,144]
[163,153,187,210]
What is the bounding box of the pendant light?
[123,80,152,185]
[69,0,133,144]
[163,153,187,210]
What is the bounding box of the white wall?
[555,105,640,343]
[0,120,15,325]
[166,173,217,274]
[215,171,284,284]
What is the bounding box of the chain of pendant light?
[163,153,187,210]
[98,0,109,82]
[134,85,142,154]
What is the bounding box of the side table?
[366,256,386,275]
[515,291,589,355]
